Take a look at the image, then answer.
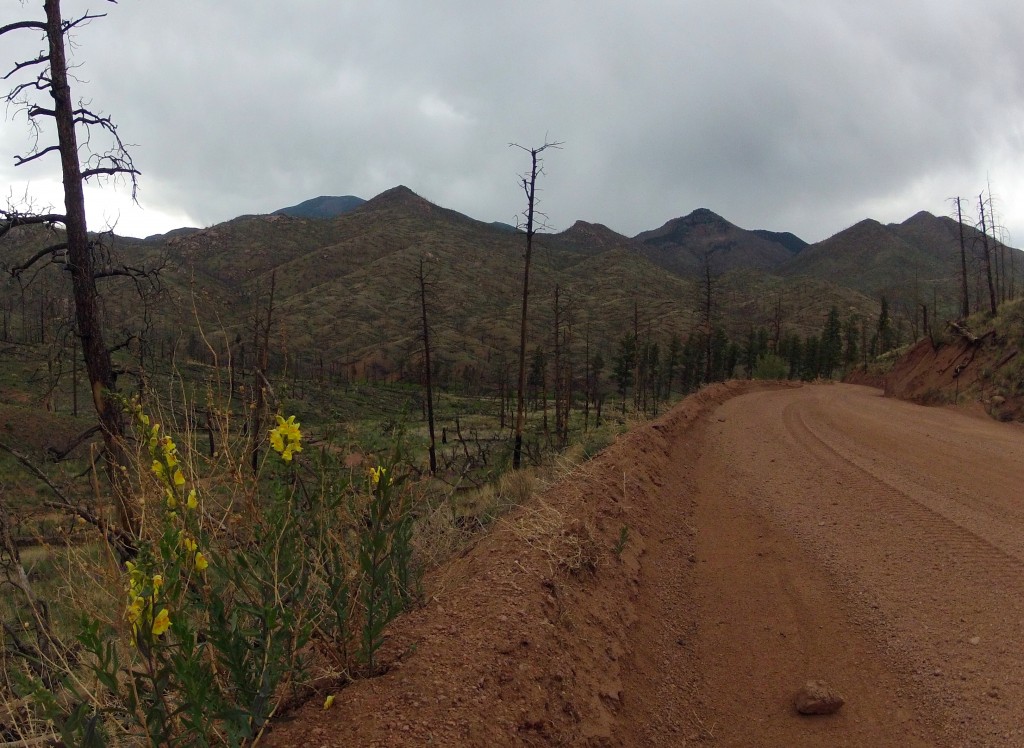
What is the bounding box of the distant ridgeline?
[1,186,1019,396]
[272,195,367,220]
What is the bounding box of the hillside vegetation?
[4,180,1024,744]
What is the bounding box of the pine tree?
[612,335,636,414]
[820,307,843,378]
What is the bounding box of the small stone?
[794,680,844,715]
[969,636,981,646]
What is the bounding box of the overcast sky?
[3,0,1024,244]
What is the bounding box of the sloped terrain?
[266,382,1024,746]
[882,299,1024,421]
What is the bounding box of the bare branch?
[9,242,68,278]
[46,424,102,462]
[6,74,50,103]
[63,12,109,33]
[81,165,140,180]
[13,143,60,166]
[94,263,158,281]
[0,21,47,36]
[0,437,76,511]
[0,436,135,560]
[106,333,136,354]
[0,212,67,241]
[27,104,55,117]
[3,51,48,80]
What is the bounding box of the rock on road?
[619,384,1024,747]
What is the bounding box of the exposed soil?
[265,381,1024,747]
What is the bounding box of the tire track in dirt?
[782,403,1024,590]
[783,398,1024,569]
[682,385,1024,747]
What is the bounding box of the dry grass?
[508,501,600,577]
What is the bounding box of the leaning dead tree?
[1,1,142,548]
[509,139,561,470]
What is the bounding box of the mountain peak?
[362,185,437,214]
[900,210,939,226]
[273,195,365,220]
[686,207,728,222]
[633,208,736,246]
[552,220,635,254]
[560,220,628,241]
[375,185,420,200]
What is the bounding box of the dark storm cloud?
[3,0,1023,242]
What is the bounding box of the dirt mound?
[264,382,753,746]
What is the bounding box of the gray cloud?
[3,0,1024,243]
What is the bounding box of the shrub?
[752,353,789,380]
[1,404,420,745]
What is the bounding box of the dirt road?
[267,383,1024,747]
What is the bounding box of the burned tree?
[2,1,142,543]
[416,255,438,475]
[955,197,970,318]
[509,139,561,470]
[977,193,997,316]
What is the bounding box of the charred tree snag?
[2,1,141,550]
[509,139,561,470]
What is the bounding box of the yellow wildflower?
[161,435,178,460]
[369,466,386,487]
[268,414,302,461]
[276,414,301,440]
[166,490,177,509]
[152,460,166,481]
[194,551,208,571]
[126,597,144,624]
[172,468,186,487]
[186,489,198,510]
[152,608,171,637]
[152,574,163,593]
[126,562,145,599]
[323,694,335,710]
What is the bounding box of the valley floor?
[265,382,1024,747]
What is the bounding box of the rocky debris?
[794,680,844,715]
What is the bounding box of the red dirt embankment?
[879,326,1022,420]
[268,381,1024,747]
[267,382,750,746]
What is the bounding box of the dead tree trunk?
[418,256,437,475]
[3,2,143,552]
[978,193,997,316]
[250,272,275,473]
[956,197,970,318]
[510,139,561,469]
